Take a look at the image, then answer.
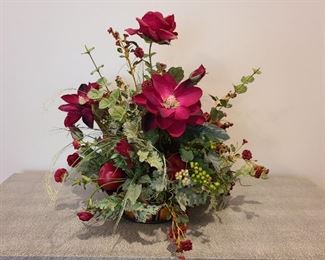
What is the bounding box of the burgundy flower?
[77,211,93,221]
[115,139,132,158]
[167,154,186,180]
[242,149,252,160]
[142,79,153,89]
[254,165,269,178]
[72,139,80,149]
[126,11,178,44]
[177,239,192,252]
[133,73,204,137]
[189,65,206,85]
[59,83,99,128]
[67,152,81,167]
[133,47,144,58]
[54,168,67,183]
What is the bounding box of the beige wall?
[1,0,324,188]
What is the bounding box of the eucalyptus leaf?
[125,183,142,205]
[180,148,194,162]
[234,84,247,94]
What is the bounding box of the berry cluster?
[175,169,191,186]
[189,161,220,192]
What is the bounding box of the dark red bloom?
[189,65,206,85]
[167,154,186,180]
[133,47,144,58]
[177,239,192,252]
[59,83,100,128]
[133,73,204,137]
[54,168,67,183]
[254,165,269,178]
[67,152,81,167]
[126,11,178,44]
[77,211,93,221]
[115,139,132,158]
[72,139,80,149]
[242,149,252,160]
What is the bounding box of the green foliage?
[175,187,208,211]
[180,148,194,162]
[150,170,167,192]
[200,124,230,141]
[125,202,162,223]
[109,105,126,121]
[234,67,261,94]
[99,89,120,109]
[168,67,184,83]
[87,88,105,100]
[125,183,142,205]
[210,107,225,121]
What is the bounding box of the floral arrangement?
[53,11,269,257]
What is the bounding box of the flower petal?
[174,106,190,120]
[58,104,80,112]
[158,107,175,118]
[142,87,162,105]
[146,101,159,114]
[188,115,205,125]
[167,121,186,138]
[64,112,81,127]
[82,108,94,128]
[158,29,177,41]
[175,87,203,107]
[61,94,79,104]
[133,93,147,106]
[152,74,175,99]
[156,116,174,130]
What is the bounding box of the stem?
[148,41,153,72]
[84,45,110,92]
[118,40,138,91]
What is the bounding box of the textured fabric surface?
[0,172,324,260]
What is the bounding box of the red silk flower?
[58,83,99,128]
[126,11,178,44]
[133,73,205,137]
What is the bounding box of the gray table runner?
[1,172,324,259]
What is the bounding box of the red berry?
[98,162,125,191]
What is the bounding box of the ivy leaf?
[138,175,151,184]
[234,84,248,94]
[109,105,126,121]
[87,88,105,100]
[97,77,108,87]
[125,183,142,205]
[99,89,120,109]
[180,148,194,162]
[168,67,184,83]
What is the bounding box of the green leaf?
[180,148,194,162]
[70,127,83,140]
[125,183,142,205]
[219,99,228,107]
[97,77,108,87]
[234,84,248,94]
[241,76,254,84]
[168,67,184,83]
[210,108,224,121]
[209,94,218,101]
[150,171,167,192]
[99,89,120,109]
[144,129,159,145]
[109,105,126,121]
[87,88,105,100]
[138,175,151,184]
[200,123,230,141]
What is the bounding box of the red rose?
[126,11,178,44]
[115,139,132,158]
[167,154,186,180]
[54,168,67,183]
[189,65,206,85]
[133,47,144,58]
[72,139,80,149]
[98,162,126,191]
[177,239,192,252]
[77,211,93,221]
[67,152,81,167]
[242,149,252,160]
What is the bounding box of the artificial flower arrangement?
[53,11,269,257]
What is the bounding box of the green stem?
[148,41,153,72]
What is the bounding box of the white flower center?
[163,95,180,109]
